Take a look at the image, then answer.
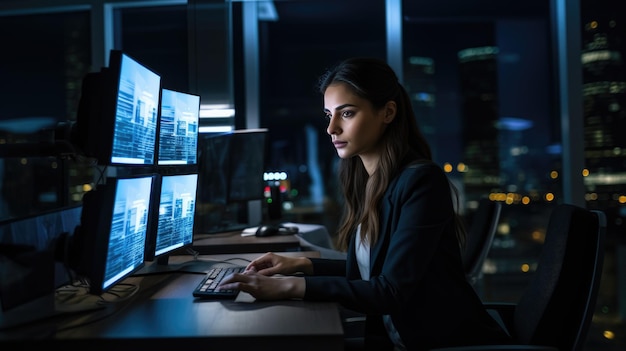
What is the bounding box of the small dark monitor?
[0,204,83,290]
[228,129,267,202]
[197,129,267,205]
[195,129,267,233]
[157,89,200,166]
[145,173,198,263]
[196,131,231,207]
[0,205,83,329]
[71,175,156,295]
[73,50,161,166]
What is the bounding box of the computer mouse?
[255,225,299,237]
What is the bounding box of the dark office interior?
[0,0,624,349]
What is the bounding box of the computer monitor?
[0,204,83,288]
[0,205,82,329]
[70,175,156,295]
[195,129,267,233]
[72,50,161,166]
[196,131,230,208]
[157,89,200,166]
[144,173,198,269]
[228,129,267,202]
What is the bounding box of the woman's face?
[324,83,395,172]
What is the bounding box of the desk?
[0,252,344,351]
[192,230,301,254]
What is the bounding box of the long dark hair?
[318,57,465,251]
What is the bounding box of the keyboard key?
[192,266,245,299]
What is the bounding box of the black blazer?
[303,161,510,350]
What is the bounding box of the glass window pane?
[402,0,557,302]
[0,10,91,220]
[258,0,386,225]
[114,5,189,93]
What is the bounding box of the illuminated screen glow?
[154,173,198,257]
[102,176,154,291]
[158,89,200,165]
[110,54,161,165]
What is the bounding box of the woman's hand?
[245,252,313,276]
[217,271,305,300]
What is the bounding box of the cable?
[185,246,200,260]
[193,257,251,265]
[98,283,140,303]
[223,257,252,263]
[60,228,78,285]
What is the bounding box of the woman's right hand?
[246,252,313,276]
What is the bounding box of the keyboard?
[193,266,245,299]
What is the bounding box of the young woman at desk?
[219,58,511,351]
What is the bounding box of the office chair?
[462,198,502,287]
[431,203,606,351]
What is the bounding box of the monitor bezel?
[74,174,156,295]
[194,129,267,234]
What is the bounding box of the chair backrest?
[514,204,606,351]
[462,198,502,285]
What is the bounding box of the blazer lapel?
[370,189,394,274]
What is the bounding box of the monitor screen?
[145,173,198,262]
[72,175,156,295]
[228,129,267,202]
[157,89,200,166]
[197,131,230,207]
[73,50,161,166]
[197,129,267,204]
[0,205,83,316]
[195,129,267,233]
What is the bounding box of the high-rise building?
[581,5,626,230]
[457,46,501,198]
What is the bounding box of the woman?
[219,57,511,350]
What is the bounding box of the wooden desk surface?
[0,251,343,351]
[192,230,301,254]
